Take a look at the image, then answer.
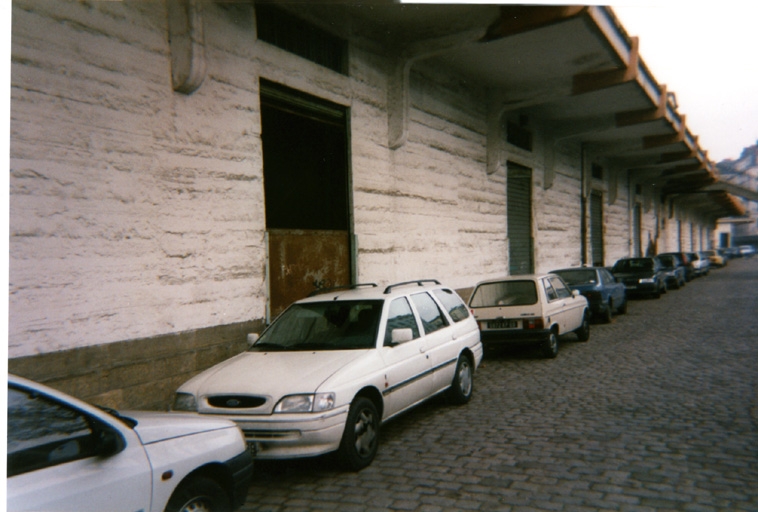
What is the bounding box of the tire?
[576,312,590,342]
[337,397,379,471]
[541,330,559,359]
[446,355,474,405]
[602,301,613,323]
[165,476,230,512]
[617,297,628,315]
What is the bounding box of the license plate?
[488,319,518,329]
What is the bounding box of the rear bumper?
[480,329,551,345]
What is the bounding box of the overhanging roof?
[293,2,745,219]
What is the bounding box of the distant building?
[715,143,758,247]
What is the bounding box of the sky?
[611,2,758,163]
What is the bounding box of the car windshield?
[613,259,652,272]
[251,300,383,351]
[552,269,596,285]
[657,255,675,268]
[469,281,538,307]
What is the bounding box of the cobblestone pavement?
[241,258,758,512]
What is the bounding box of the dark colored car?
[611,257,667,299]
[657,253,687,289]
[550,267,627,323]
[658,251,694,282]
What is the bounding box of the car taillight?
[523,318,544,330]
[584,291,600,300]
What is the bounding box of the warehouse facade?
[9,1,743,409]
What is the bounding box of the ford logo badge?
[226,398,241,407]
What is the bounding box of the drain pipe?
[580,144,588,266]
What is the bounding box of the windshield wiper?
[249,342,288,352]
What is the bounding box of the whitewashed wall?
[10,1,267,357]
[10,0,656,362]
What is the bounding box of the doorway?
[260,79,352,317]
[507,162,534,275]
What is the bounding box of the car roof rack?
[383,279,441,295]
[307,283,378,297]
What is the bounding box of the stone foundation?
[8,319,264,411]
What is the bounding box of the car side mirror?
[247,333,259,348]
[95,425,126,458]
[390,328,413,345]
[571,289,581,298]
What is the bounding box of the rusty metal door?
[267,230,351,317]
[260,80,352,318]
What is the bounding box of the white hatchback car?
[173,280,483,470]
[468,274,590,358]
[7,374,253,512]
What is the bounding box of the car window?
[613,258,653,272]
[7,386,99,477]
[543,279,558,301]
[253,300,382,351]
[600,269,615,283]
[469,281,538,307]
[432,288,469,322]
[410,292,449,335]
[384,297,420,345]
[549,276,572,299]
[552,269,596,285]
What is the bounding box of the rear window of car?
[432,288,470,322]
[469,281,538,307]
[552,269,596,285]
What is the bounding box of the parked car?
[173,280,483,471]
[658,251,694,281]
[696,251,712,275]
[468,274,590,359]
[549,267,627,323]
[739,245,755,258]
[702,249,726,268]
[7,374,253,512]
[656,253,687,289]
[725,247,742,259]
[610,257,667,298]
[687,252,709,277]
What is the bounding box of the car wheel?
[165,476,230,512]
[447,354,474,405]
[602,301,613,323]
[541,330,559,359]
[576,312,590,342]
[337,397,379,471]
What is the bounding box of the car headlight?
[274,393,335,413]
[173,392,198,412]
[639,278,656,284]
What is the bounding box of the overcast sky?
[611,3,757,163]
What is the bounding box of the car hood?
[179,350,372,401]
[123,410,236,445]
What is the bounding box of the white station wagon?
[173,280,483,470]
[469,274,590,358]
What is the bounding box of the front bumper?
[213,407,350,460]
[224,451,255,510]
